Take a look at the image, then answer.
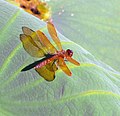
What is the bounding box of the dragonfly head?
[66,49,73,57]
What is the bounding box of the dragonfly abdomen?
[35,55,57,69]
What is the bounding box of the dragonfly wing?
[36,30,57,54]
[57,57,72,76]
[20,27,49,57]
[35,61,58,81]
[66,57,80,66]
[22,27,45,49]
[20,34,45,57]
[22,27,34,35]
[47,22,62,50]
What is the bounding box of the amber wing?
[57,57,72,76]
[47,22,62,50]
[20,27,47,58]
[35,61,58,81]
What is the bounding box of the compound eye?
[66,49,73,57]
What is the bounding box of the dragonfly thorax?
[57,50,66,57]
[56,49,73,58]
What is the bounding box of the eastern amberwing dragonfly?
[20,22,80,81]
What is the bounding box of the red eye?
[66,49,73,57]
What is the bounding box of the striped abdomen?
[35,55,58,69]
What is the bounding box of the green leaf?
[0,1,120,115]
[49,0,120,72]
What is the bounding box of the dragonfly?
[20,22,80,81]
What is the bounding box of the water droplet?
[62,9,64,12]
[58,12,62,15]
[71,13,74,16]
